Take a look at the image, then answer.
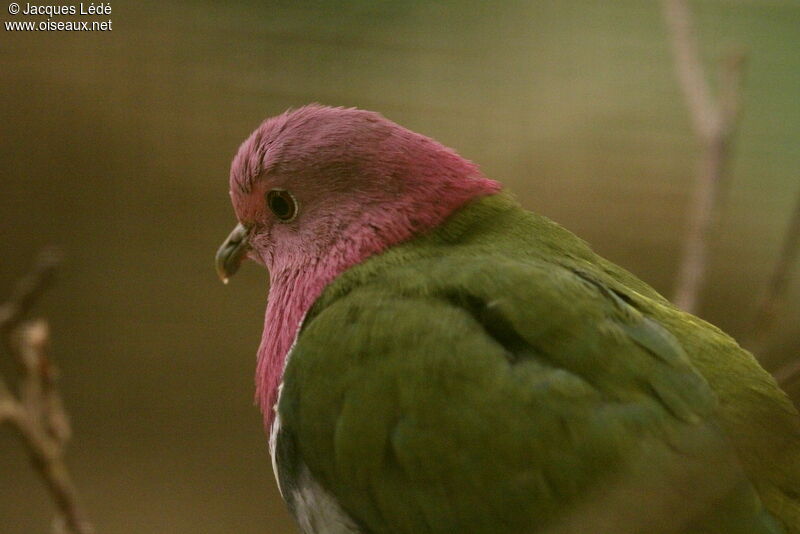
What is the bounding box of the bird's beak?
[215,223,250,284]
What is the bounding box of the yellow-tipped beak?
[215,223,250,284]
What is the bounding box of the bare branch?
[0,246,61,339]
[750,191,800,379]
[0,373,12,401]
[663,1,798,391]
[0,376,18,423]
[756,191,800,335]
[717,51,746,134]
[773,358,800,390]
[661,0,718,141]
[662,0,746,313]
[1,251,94,534]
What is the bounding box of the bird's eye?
[266,189,298,222]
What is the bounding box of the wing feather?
[279,256,782,534]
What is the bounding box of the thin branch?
[0,246,61,341]
[751,191,800,382]
[1,251,94,534]
[773,358,800,389]
[662,0,746,313]
[0,375,18,423]
[755,191,800,335]
[661,0,718,141]
[662,1,798,395]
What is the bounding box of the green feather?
[281,192,800,533]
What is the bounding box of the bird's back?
[496,194,800,530]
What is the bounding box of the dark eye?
[266,189,298,222]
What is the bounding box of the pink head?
[216,105,500,429]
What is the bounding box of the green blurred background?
[1,1,798,532]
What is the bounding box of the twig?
[753,191,800,338]
[0,246,61,343]
[662,0,746,313]
[773,358,800,389]
[0,375,18,422]
[752,191,800,384]
[1,250,94,534]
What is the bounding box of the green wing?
[280,255,782,534]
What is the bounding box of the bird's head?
[216,104,500,284]
[215,105,500,425]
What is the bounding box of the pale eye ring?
[266,189,298,222]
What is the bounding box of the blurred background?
[1,1,798,532]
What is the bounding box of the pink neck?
[256,176,501,431]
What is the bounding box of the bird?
[215,104,800,534]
